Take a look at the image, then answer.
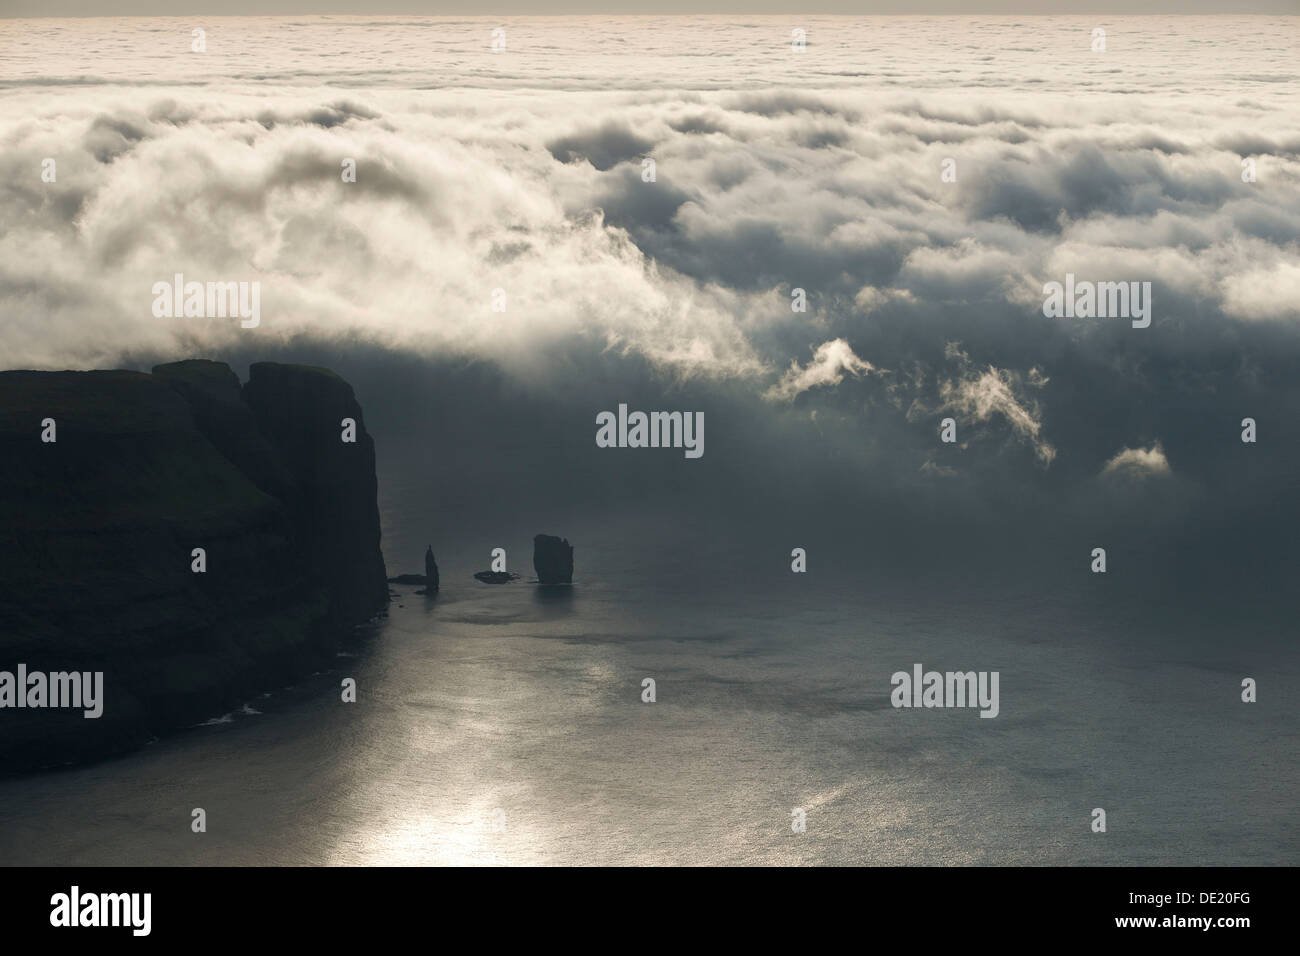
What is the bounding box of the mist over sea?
[0,497,1292,866]
[1,15,1297,864]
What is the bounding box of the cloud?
[1101,443,1172,480]
[5,82,1297,383]
[547,120,656,172]
[939,365,1056,467]
[1220,261,1300,321]
[1,35,1297,544]
[765,338,874,402]
[920,459,958,478]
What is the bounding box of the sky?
[3,3,1299,16]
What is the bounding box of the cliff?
[0,360,387,772]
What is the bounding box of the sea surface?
[0,495,1295,866]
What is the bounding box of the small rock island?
[473,570,520,584]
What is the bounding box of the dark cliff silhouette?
[0,359,388,772]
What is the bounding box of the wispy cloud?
[765,338,874,402]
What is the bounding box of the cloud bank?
[2,15,1298,592]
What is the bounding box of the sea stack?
[425,545,439,591]
[533,534,574,585]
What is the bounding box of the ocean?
[0,495,1294,865]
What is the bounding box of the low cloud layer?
[2,16,1298,593]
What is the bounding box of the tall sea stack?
[533,534,574,585]
[0,359,388,772]
[425,545,439,591]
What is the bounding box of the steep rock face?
[152,359,297,504]
[242,362,389,623]
[0,361,387,772]
[533,534,574,585]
